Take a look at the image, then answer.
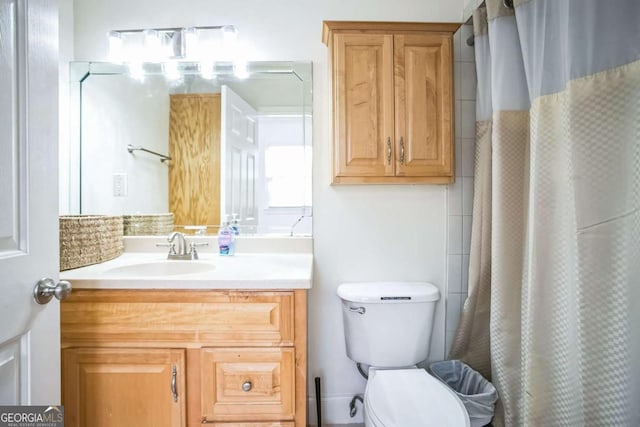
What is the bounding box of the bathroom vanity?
[59,237,312,427]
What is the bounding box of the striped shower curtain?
[449,1,640,425]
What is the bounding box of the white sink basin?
[103,260,215,277]
[60,251,313,289]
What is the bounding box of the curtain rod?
[466,0,514,46]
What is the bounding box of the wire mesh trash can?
[430,360,498,427]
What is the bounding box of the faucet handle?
[184,225,207,236]
[188,242,209,260]
[156,242,176,255]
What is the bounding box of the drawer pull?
[242,380,253,392]
[171,365,178,402]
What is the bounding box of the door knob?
[33,278,72,305]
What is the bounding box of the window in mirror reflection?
[265,145,312,208]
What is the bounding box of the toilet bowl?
[364,368,469,427]
[337,282,470,427]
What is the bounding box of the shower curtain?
[449,1,640,425]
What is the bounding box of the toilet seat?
[365,368,470,427]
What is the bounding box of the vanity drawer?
[200,348,295,422]
[61,290,295,347]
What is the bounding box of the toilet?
[337,282,470,427]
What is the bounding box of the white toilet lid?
[366,369,470,427]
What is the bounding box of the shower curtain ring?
[504,0,514,9]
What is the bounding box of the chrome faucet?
[157,231,208,260]
[168,231,187,257]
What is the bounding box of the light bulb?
[233,58,249,79]
[222,25,238,44]
[183,27,198,59]
[144,29,162,61]
[108,31,123,62]
[200,60,216,80]
[163,61,181,81]
[128,62,145,82]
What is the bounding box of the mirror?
[67,61,312,236]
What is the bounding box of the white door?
[220,86,258,232]
[0,0,61,404]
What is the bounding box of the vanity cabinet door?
[63,348,186,427]
[200,348,295,423]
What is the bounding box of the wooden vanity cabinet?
[322,21,459,184]
[61,289,307,427]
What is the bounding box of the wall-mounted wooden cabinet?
[322,21,460,184]
[61,289,306,427]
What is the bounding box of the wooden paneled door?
[332,32,394,178]
[62,348,186,427]
[394,33,453,177]
[169,94,221,232]
[0,0,61,404]
[221,86,259,231]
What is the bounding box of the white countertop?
[60,252,313,290]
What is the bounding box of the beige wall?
[68,0,465,423]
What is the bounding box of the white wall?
[71,0,465,424]
[81,75,170,215]
[463,0,483,22]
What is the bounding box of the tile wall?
[446,23,476,355]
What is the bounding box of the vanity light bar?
[108,25,237,59]
[107,25,246,79]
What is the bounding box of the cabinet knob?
[400,136,405,164]
[386,137,392,165]
[242,381,252,392]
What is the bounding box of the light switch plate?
[113,173,128,197]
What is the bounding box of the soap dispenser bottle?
[218,217,234,256]
[230,213,240,236]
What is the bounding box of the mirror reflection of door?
[168,93,222,233]
[168,87,259,234]
[221,86,258,233]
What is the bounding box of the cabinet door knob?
[400,136,405,164]
[386,137,392,165]
[242,381,253,392]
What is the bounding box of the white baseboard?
[308,394,364,425]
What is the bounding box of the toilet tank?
[337,282,440,368]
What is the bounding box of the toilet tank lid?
[337,282,440,303]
